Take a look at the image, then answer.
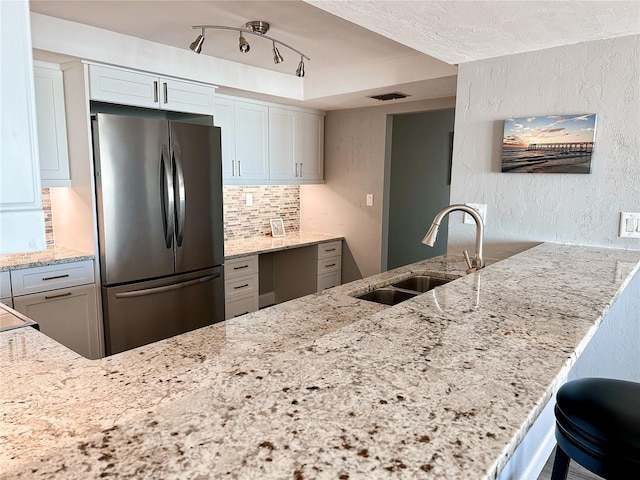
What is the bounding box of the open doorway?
[382,109,455,271]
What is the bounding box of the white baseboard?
[519,423,556,480]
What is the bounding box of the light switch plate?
[246,193,253,207]
[366,194,374,207]
[618,212,640,238]
[464,203,487,224]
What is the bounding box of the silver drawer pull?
[45,291,72,300]
[233,284,249,290]
[42,274,70,281]
[326,263,336,268]
[233,265,249,270]
[324,248,336,252]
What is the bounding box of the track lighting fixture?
[189,21,310,76]
[272,41,284,64]
[189,28,205,54]
[296,56,305,78]
[238,33,250,53]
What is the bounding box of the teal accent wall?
[386,109,455,270]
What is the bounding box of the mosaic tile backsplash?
[42,186,300,247]
[223,185,300,241]
[42,188,55,247]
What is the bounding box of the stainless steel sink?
[355,274,454,306]
[391,275,452,292]
[355,288,418,306]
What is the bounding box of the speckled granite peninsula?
[1,243,639,479]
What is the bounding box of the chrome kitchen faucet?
[422,204,485,273]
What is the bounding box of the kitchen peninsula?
[1,243,638,479]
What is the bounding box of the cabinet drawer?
[225,294,259,320]
[12,284,99,359]
[0,271,11,298]
[11,260,95,296]
[317,241,342,259]
[225,274,258,300]
[317,271,341,292]
[317,256,341,275]
[225,255,259,280]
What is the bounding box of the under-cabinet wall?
[223,185,300,241]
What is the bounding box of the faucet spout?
[421,204,485,271]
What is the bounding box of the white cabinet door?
[33,62,71,187]
[234,101,269,181]
[269,107,297,181]
[297,112,324,181]
[13,284,101,359]
[89,64,159,109]
[0,0,46,254]
[214,96,237,179]
[160,77,215,115]
[89,64,215,115]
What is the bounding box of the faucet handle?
[463,250,473,270]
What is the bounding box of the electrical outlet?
[366,194,374,207]
[464,203,487,225]
[618,212,640,238]
[246,193,253,207]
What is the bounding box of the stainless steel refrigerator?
[92,113,224,355]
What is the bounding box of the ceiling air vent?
[368,92,409,101]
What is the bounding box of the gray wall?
[300,97,457,282]
[449,34,640,260]
[385,109,455,270]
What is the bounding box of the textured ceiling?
[29,1,640,109]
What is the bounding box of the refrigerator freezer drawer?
[103,267,224,355]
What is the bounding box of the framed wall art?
[501,114,596,173]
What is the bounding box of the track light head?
[296,57,305,78]
[239,33,250,53]
[189,30,205,54]
[272,42,284,64]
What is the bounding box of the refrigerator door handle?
[160,144,174,249]
[173,149,186,247]
[114,273,221,299]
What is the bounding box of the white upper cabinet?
[88,64,216,115]
[217,95,324,185]
[268,107,297,181]
[33,61,71,187]
[296,111,324,181]
[215,97,269,183]
[269,107,324,182]
[0,0,46,254]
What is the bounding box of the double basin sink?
[355,274,454,306]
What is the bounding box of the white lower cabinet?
[224,255,259,320]
[317,241,342,292]
[10,260,101,359]
[13,283,100,359]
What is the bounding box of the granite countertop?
[1,243,639,479]
[224,231,344,259]
[0,245,94,271]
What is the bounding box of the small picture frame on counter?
[270,218,286,238]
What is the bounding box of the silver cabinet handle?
[42,274,69,281]
[233,283,249,290]
[238,160,242,176]
[233,265,249,270]
[324,248,336,252]
[153,81,158,103]
[45,291,72,300]
[163,82,168,104]
[232,160,235,177]
[160,145,174,249]
[326,263,336,268]
[295,163,299,177]
[300,162,303,177]
[115,273,220,299]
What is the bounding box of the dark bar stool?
[551,377,640,479]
